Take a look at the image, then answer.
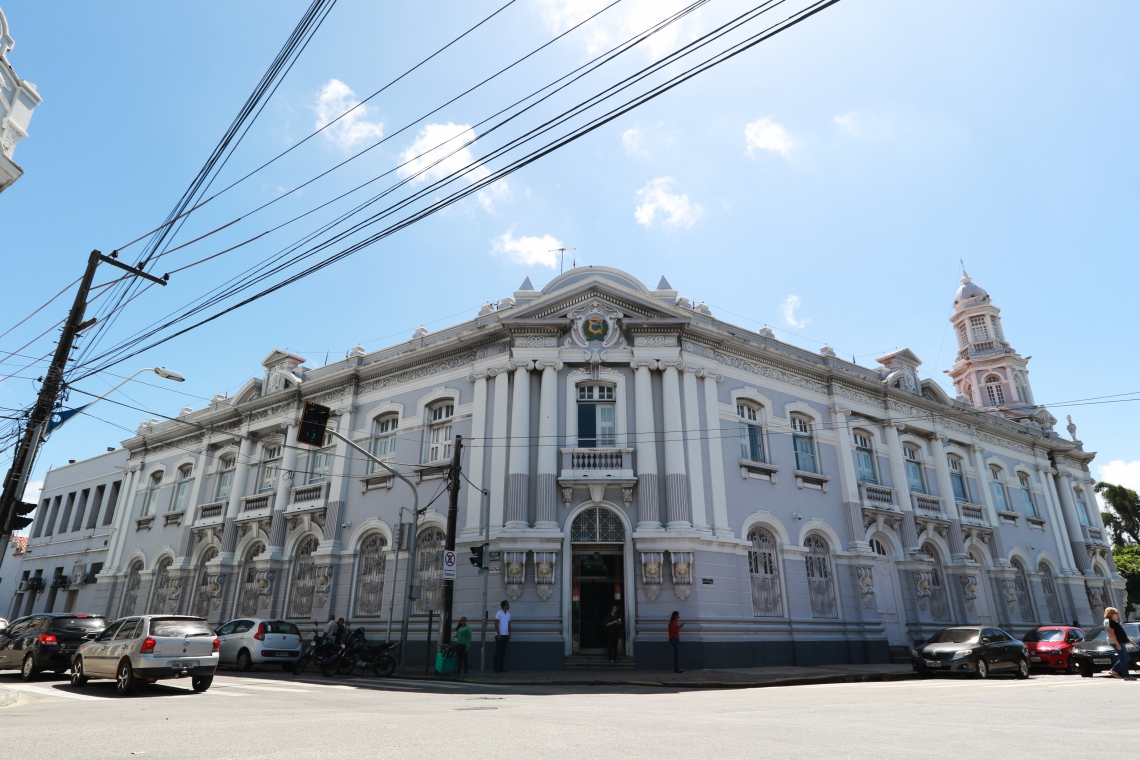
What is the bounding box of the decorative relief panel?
[633,336,676,348]
[359,348,488,394]
[247,400,300,424]
[534,551,557,602]
[564,301,627,350]
[670,551,693,602]
[145,432,206,455]
[640,552,663,602]
[856,566,876,609]
[835,385,886,409]
[684,342,828,394]
[960,575,978,613]
[515,336,557,348]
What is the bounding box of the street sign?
[442,549,457,580]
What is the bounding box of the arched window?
[259,442,283,494]
[963,383,974,404]
[1038,562,1063,623]
[853,431,877,484]
[1017,473,1038,517]
[215,456,236,501]
[737,402,764,463]
[791,416,817,473]
[191,547,218,618]
[172,465,193,512]
[948,455,969,502]
[903,445,927,494]
[984,375,1005,406]
[870,537,888,556]
[369,414,398,472]
[1011,558,1036,623]
[413,528,445,614]
[287,536,320,619]
[578,384,616,448]
[236,541,265,618]
[428,402,455,462]
[144,472,163,516]
[1074,488,1091,527]
[990,466,1011,511]
[149,557,173,614]
[805,535,838,619]
[570,507,625,543]
[747,526,783,617]
[923,543,951,621]
[354,533,387,617]
[119,560,143,618]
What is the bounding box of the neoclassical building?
[2,267,1120,668]
[0,7,41,194]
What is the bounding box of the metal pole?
[385,512,402,645]
[480,484,490,675]
[437,435,463,653]
[425,610,434,675]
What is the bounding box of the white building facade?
[0,7,41,194]
[1,267,1120,669]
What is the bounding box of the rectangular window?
[1076,497,1090,527]
[739,424,764,462]
[173,468,192,512]
[957,324,968,347]
[949,462,968,502]
[854,434,877,484]
[259,445,282,493]
[428,405,454,462]
[215,459,235,501]
[794,435,817,473]
[369,416,398,473]
[969,316,989,342]
[1019,475,1037,517]
[102,481,121,526]
[990,469,1010,511]
[577,386,616,448]
[87,484,105,530]
[905,460,926,494]
[308,448,333,483]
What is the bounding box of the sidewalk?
[395,663,917,689]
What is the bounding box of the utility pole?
[436,434,463,654]
[0,250,166,570]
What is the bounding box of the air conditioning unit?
[25,576,44,592]
[17,580,29,592]
[51,575,69,589]
[69,564,88,589]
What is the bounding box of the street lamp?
[75,366,187,417]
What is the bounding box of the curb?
[391,670,919,690]
[0,687,18,708]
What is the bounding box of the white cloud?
[781,295,808,329]
[537,0,699,60]
[314,79,384,151]
[477,180,512,214]
[492,230,563,268]
[622,128,645,156]
[398,122,489,185]
[634,177,701,229]
[833,111,859,134]
[744,117,796,158]
[1098,460,1140,492]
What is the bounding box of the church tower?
[946,271,1054,430]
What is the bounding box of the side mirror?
[980,636,992,644]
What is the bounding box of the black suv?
[0,614,107,680]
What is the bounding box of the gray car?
[71,615,219,695]
[215,618,303,671]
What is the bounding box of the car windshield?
[265,621,299,635]
[1125,623,1140,639]
[928,629,979,644]
[51,617,107,632]
[1023,629,1065,642]
[1083,627,1108,641]
[149,619,215,637]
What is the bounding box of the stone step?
[564,655,636,670]
[888,646,912,664]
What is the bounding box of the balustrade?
[859,482,897,510]
[956,501,988,525]
[197,501,225,521]
[911,493,945,518]
[241,493,274,512]
[561,448,634,473]
[290,481,329,505]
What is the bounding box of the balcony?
[197,500,226,522]
[957,340,1010,359]
[287,481,330,532]
[559,448,636,506]
[1083,526,1107,546]
[860,483,898,511]
[911,493,945,518]
[240,493,275,514]
[956,501,988,526]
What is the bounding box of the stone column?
[1081,477,1106,530]
[702,371,731,537]
[268,423,299,550]
[505,361,533,531]
[487,367,510,530]
[883,422,918,550]
[682,366,709,534]
[1053,471,1091,572]
[105,464,141,573]
[631,361,661,531]
[462,372,488,537]
[660,362,691,531]
[830,404,867,552]
[1036,464,1077,571]
[220,437,256,556]
[968,444,1006,561]
[534,361,561,530]
[930,434,967,558]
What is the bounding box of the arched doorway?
[869,536,905,645]
[570,507,625,655]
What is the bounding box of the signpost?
[442,550,457,580]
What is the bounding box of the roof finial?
[960,259,971,282]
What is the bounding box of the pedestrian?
[1103,606,1135,681]
[1072,620,1080,628]
[321,614,338,643]
[455,616,472,677]
[669,610,684,674]
[494,600,511,673]
[336,617,347,645]
[604,605,622,663]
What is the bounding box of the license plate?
[168,660,198,670]
[924,660,941,668]
[267,652,289,657]
[1093,658,1112,665]
[1030,657,1041,662]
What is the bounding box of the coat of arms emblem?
[583,316,608,342]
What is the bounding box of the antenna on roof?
[549,247,576,274]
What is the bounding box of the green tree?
[1112,545,1140,618]
[1095,481,1140,546]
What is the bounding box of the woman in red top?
[668,611,684,673]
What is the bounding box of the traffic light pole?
[436,435,463,655]
[0,250,166,571]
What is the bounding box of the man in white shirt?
[493,601,512,673]
[322,614,338,642]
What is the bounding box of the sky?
[1,0,1138,511]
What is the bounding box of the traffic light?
[297,401,331,447]
[0,500,36,532]
[470,544,487,569]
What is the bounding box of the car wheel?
[1064,658,1075,675]
[281,662,294,672]
[71,659,89,687]
[236,649,252,672]
[1016,658,1030,679]
[192,676,213,693]
[115,660,136,696]
[1078,662,1093,678]
[976,658,989,679]
[20,655,39,681]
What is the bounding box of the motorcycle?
[322,628,398,678]
[292,627,343,676]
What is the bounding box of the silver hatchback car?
[71,615,219,695]
[216,618,303,671]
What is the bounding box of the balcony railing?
[911,493,945,518]
[198,501,226,520]
[1083,526,1106,545]
[957,501,988,525]
[241,493,274,513]
[290,481,329,507]
[560,448,634,475]
[859,482,897,510]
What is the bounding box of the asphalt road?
[1,668,1135,759]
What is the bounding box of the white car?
[215,618,303,671]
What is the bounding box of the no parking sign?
[442,549,457,580]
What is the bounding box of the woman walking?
[1104,607,1134,681]
[604,605,622,663]
[668,611,684,674]
[455,616,472,677]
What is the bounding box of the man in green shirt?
[455,616,472,677]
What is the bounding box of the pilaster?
[631,360,662,532]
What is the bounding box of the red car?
[1022,626,1084,671]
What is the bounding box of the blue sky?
[2,0,1138,506]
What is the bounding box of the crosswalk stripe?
[6,684,101,701]
[213,684,313,693]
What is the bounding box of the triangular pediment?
[260,349,307,369]
[507,277,685,324]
